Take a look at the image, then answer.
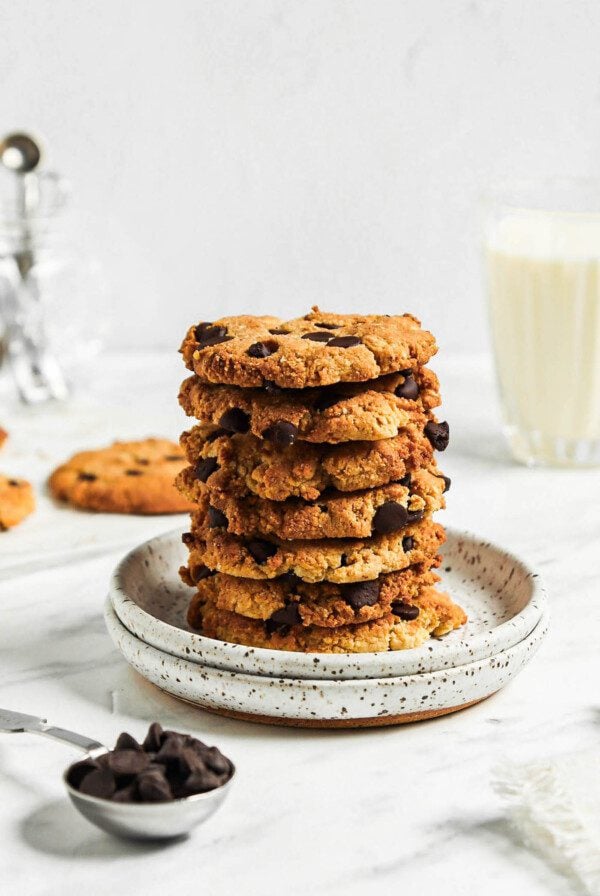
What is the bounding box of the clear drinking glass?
[484,179,600,467]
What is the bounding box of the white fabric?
[494,752,600,895]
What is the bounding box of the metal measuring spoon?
[0,708,235,841]
[0,132,69,402]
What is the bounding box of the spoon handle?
[0,707,106,756]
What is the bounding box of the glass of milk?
[484,179,600,467]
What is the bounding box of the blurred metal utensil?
[0,131,69,402]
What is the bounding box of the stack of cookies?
[176,308,466,654]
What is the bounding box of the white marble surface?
[1,353,599,896]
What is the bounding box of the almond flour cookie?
[181,469,446,541]
[179,368,445,445]
[192,585,467,653]
[184,561,441,629]
[0,475,35,529]
[180,424,438,501]
[180,308,437,390]
[49,438,195,515]
[182,518,445,583]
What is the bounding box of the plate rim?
[109,526,547,679]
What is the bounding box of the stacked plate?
[105,528,548,728]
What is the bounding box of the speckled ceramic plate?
[109,527,546,680]
[105,598,549,727]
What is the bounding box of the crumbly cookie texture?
[184,561,441,629]
[180,424,436,501]
[180,469,445,541]
[0,475,35,529]
[192,585,467,653]
[182,518,445,583]
[49,438,195,515]
[180,308,437,389]
[179,367,441,445]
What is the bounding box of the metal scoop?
[0,708,235,841]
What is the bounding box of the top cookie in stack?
[176,308,466,654]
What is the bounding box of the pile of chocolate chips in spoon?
[67,722,233,803]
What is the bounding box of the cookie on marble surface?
[180,307,437,390]
[0,475,35,530]
[191,585,467,653]
[180,469,446,541]
[182,518,445,583]
[49,438,195,515]
[180,424,438,502]
[179,368,444,445]
[184,561,441,629]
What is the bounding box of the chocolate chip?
[268,328,289,335]
[339,554,348,567]
[194,457,219,482]
[111,785,138,803]
[278,571,301,587]
[246,539,277,563]
[194,321,213,339]
[207,506,228,528]
[219,408,250,433]
[314,322,341,330]
[190,564,214,583]
[115,732,143,752]
[247,341,275,358]
[397,474,411,488]
[183,769,222,795]
[107,750,150,777]
[78,472,96,482]
[406,509,424,524]
[195,324,231,348]
[265,620,290,636]
[164,454,184,461]
[425,420,450,451]
[402,536,414,552]
[342,580,380,610]
[79,768,116,799]
[302,332,332,343]
[181,531,194,545]
[314,391,344,412]
[269,603,302,628]
[372,501,409,534]
[136,458,150,465]
[125,469,143,476]
[137,772,173,802]
[392,601,420,621]
[8,479,19,486]
[143,721,165,752]
[264,421,298,447]
[263,380,283,393]
[442,475,451,493]
[328,335,362,348]
[204,746,231,775]
[395,374,420,400]
[67,758,99,788]
[205,427,228,442]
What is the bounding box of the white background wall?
[1,0,599,355]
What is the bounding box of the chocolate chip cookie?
[182,518,445,583]
[184,561,441,629]
[193,585,467,652]
[179,368,444,445]
[180,424,436,501]
[49,438,195,514]
[180,468,446,540]
[180,308,437,389]
[0,475,35,529]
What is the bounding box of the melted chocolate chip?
[219,408,250,433]
[391,601,420,621]
[395,374,420,400]
[195,324,232,349]
[265,620,291,637]
[302,332,332,343]
[7,479,19,486]
[264,420,298,447]
[314,391,344,412]
[402,536,414,552]
[425,420,450,451]
[314,322,341,330]
[339,553,348,567]
[205,427,228,442]
[406,509,424,524]
[181,531,194,545]
[278,571,301,587]
[246,539,277,563]
[269,603,302,628]
[136,458,150,465]
[194,321,213,339]
[372,501,409,534]
[328,335,362,348]
[164,454,184,461]
[442,475,451,493]
[207,506,228,528]
[247,341,275,358]
[190,564,214,583]
[342,580,380,610]
[397,474,411,488]
[268,328,289,335]
[125,469,143,476]
[194,456,219,482]
[78,472,96,482]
